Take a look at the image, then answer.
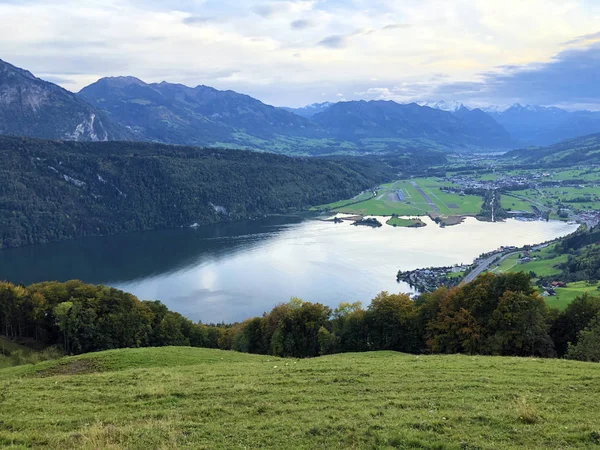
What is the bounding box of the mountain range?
[487,104,600,147]
[2,58,600,153]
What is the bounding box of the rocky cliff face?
[0,59,130,141]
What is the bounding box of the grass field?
[492,246,565,279]
[0,347,599,449]
[500,195,535,213]
[319,178,484,218]
[490,246,599,310]
[385,217,426,227]
[546,281,600,310]
[503,186,600,213]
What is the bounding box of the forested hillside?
[505,133,600,165]
[0,136,441,249]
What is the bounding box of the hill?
[489,104,600,147]
[0,59,131,142]
[0,135,430,249]
[0,347,598,449]
[78,77,326,151]
[505,133,600,165]
[311,101,514,151]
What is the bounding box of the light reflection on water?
[0,215,578,323]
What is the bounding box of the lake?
[0,215,578,323]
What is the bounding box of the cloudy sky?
[2,0,600,108]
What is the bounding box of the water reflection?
[0,216,578,323]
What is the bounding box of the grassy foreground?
[0,348,599,449]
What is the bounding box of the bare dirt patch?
[33,359,102,377]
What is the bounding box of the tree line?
[1,272,599,362]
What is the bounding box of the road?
[462,251,518,284]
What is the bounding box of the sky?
[2,0,600,109]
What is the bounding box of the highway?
[462,251,518,284]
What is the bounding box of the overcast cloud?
[1,0,600,108]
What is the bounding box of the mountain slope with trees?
[0,135,441,249]
[505,133,600,165]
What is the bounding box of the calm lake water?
[0,215,578,323]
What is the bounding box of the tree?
[487,291,554,357]
[53,302,74,353]
[317,326,340,355]
[365,292,419,352]
[567,313,600,362]
[550,294,600,357]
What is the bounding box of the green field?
[385,217,425,227]
[490,246,600,310]
[0,347,599,449]
[500,195,535,213]
[319,177,484,218]
[503,186,600,213]
[492,246,566,278]
[546,281,600,310]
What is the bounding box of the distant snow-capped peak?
[417,100,467,112]
[296,102,335,111]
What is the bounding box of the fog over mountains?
[2,58,600,154]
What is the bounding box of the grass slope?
[0,347,599,449]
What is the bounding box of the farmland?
[316,177,484,223]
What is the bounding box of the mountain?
[311,101,514,150]
[0,135,431,249]
[489,104,600,147]
[79,77,325,150]
[0,59,130,141]
[0,58,517,153]
[505,132,600,165]
[452,106,514,149]
[416,100,465,112]
[282,102,335,118]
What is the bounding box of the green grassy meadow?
[0,347,599,449]
[318,177,484,218]
[547,281,600,310]
[385,217,425,227]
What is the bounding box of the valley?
[2,5,600,449]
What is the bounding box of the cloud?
[430,42,600,106]
[290,19,313,30]
[2,0,600,108]
[318,35,347,49]
[382,23,411,30]
[563,30,600,46]
[253,3,289,18]
[182,16,216,26]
